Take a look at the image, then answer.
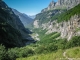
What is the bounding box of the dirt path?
[63,51,73,60]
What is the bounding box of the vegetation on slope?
[0,45,34,60]
[17,47,80,60]
[66,47,80,58]
[0,7,24,48]
[35,9,66,24]
[37,32,60,45]
[56,4,80,23]
[0,0,32,48]
[0,34,80,60]
[17,50,64,60]
[32,28,47,39]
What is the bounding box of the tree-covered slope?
[56,4,80,23]
[0,0,33,48]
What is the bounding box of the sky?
[4,0,58,15]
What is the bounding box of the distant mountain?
[28,15,36,19]
[12,9,34,27]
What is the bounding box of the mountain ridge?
[12,9,34,28]
[41,0,80,12]
[33,1,80,40]
[0,0,34,48]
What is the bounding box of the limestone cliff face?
[56,0,80,6]
[33,0,80,40]
[48,1,56,10]
[33,20,39,28]
[34,9,65,28]
[41,15,80,40]
[41,0,80,12]
[56,0,80,9]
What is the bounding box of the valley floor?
[16,47,80,60]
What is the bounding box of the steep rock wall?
[41,15,80,40]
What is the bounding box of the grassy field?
[16,47,80,60]
[16,50,64,60]
[66,47,80,58]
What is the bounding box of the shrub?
[6,48,19,60]
[18,47,34,57]
[47,43,58,52]
[35,46,47,54]
[57,39,67,49]
[0,44,6,60]
[66,36,80,48]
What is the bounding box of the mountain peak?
[50,0,55,5]
[51,0,54,2]
[41,0,80,13]
[48,0,56,10]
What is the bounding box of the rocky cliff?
[41,0,80,12]
[33,2,80,40]
[0,0,34,48]
[42,15,80,40]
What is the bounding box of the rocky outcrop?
[48,1,56,10]
[33,20,39,28]
[42,15,80,40]
[34,9,66,28]
[41,0,80,12]
[31,33,40,41]
[56,0,80,6]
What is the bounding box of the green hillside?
[56,4,80,23]
[0,7,24,47]
[35,9,66,25]
[17,47,80,60]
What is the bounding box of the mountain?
[0,0,34,48]
[0,0,80,60]
[28,15,36,19]
[41,0,80,12]
[17,2,80,59]
[12,9,34,27]
[33,0,80,40]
